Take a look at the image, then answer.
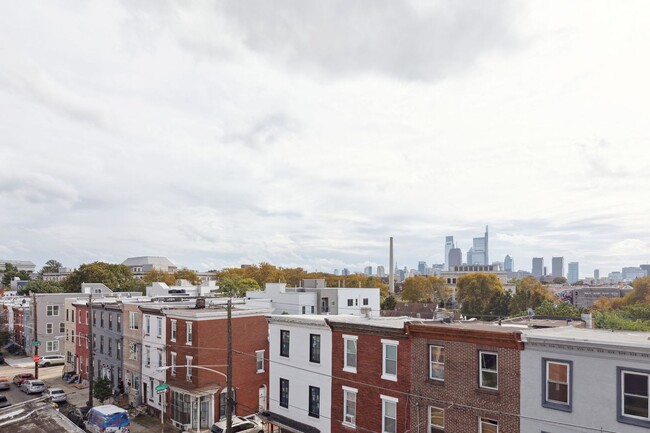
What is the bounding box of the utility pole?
[87,290,94,407]
[32,293,39,380]
[226,298,233,433]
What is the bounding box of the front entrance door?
[259,385,267,411]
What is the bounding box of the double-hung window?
[429,406,444,433]
[429,345,444,380]
[479,418,498,433]
[170,320,177,342]
[129,312,138,330]
[618,367,650,427]
[308,386,320,418]
[46,323,53,334]
[145,347,151,367]
[382,340,398,381]
[59,322,65,332]
[280,330,290,357]
[343,386,357,427]
[381,395,398,433]
[279,378,289,408]
[145,316,151,335]
[543,359,572,411]
[310,334,321,363]
[343,335,358,373]
[186,356,193,382]
[186,322,193,345]
[479,352,498,390]
[256,350,265,373]
[170,352,176,376]
[46,305,59,316]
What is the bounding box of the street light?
[156,365,229,433]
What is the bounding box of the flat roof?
[267,314,329,326]
[522,326,650,348]
[326,316,414,329]
[0,399,84,433]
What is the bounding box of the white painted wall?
[141,312,167,411]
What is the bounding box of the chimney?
[195,298,206,309]
[389,237,395,295]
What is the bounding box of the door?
[321,297,329,313]
[258,385,267,411]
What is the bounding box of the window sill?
[542,401,572,412]
[341,421,356,429]
[256,370,265,374]
[381,374,398,382]
[343,367,357,374]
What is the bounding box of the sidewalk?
[5,356,35,368]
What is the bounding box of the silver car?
[21,379,46,394]
[38,355,65,367]
[46,388,67,403]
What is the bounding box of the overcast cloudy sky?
[1,1,649,277]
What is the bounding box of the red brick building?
[327,317,412,433]
[12,305,26,347]
[164,304,271,431]
[74,302,91,381]
[407,322,523,433]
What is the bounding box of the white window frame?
[343,335,358,373]
[342,386,358,427]
[186,322,193,345]
[46,340,59,352]
[158,350,163,368]
[381,394,399,433]
[479,351,498,390]
[46,305,59,316]
[145,316,151,335]
[170,320,177,342]
[381,339,398,381]
[46,323,53,334]
[429,406,445,432]
[170,352,176,376]
[429,345,444,380]
[186,356,193,382]
[620,368,650,425]
[157,317,162,338]
[59,322,65,333]
[479,417,498,433]
[545,360,571,407]
[256,350,265,373]
[129,311,139,330]
[145,347,151,367]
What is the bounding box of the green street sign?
[155,383,169,392]
[32,341,41,346]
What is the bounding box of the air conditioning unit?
[345,414,355,424]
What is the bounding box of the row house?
[73,300,91,382]
[263,315,332,433]
[521,327,650,432]
[163,303,271,431]
[327,316,412,433]
[123,301,149,406]
[64,298,77,372]
[92,300,125,392]
[12,304,27,347]
[408,322,523,433]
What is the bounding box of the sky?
[1,1,650,277]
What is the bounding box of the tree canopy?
[40,259,63,275]
[624,276,650,304]
[18,280,63,296]
[533,299,583,317]
[400,276,451,305]
[219,276,261,297]
[1,263,31,288]
[456,273,509,319]
[509,276,554,315]
[174,269,201,285]
[61,262,136,292]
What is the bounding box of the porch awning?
[258,411,320,433]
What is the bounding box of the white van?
[84,405,130,433]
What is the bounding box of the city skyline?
[1,2,649,279]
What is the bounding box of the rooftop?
[0,399,84,433]
[522,326,650,349]
[326,315,415,329]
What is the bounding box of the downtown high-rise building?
[532,257,544,279]
[448,248,462,268]
[364,266,373,276]
[444,236,454,270]
[551,257,565,278]
[377,265,385,278]
[594,269,600,280]
[504,255,513,272]
[468,226,489,265]
[568,262,579,284]
[418,261,427,275]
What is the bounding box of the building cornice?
[407,323,524,350]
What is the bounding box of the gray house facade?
[521,327,650,433]
[92,301,125,392]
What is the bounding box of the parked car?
[67,406,91,427]
[21,379,46,394]
[0,395,10,409]
[0,377,10,390]
[46,388,67,403]
[210,415,264,433]
[38,354,65,367]
[13,373,34,386]
[84,405,130,433]
[0,353,5,364]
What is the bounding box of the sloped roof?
[121,256,176,268]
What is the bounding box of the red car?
[13,373,35,386]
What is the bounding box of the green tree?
[381,295,397,310]
[401,276,451,305]
[94,377,112,403]
[594,311,650,332]
[456,273,507,319]
[618,303,650,321]
[509,276,554,315]
[173,269,201,285]
[143,270,176,285]
[552,276,567,284]
[219,276,261,297]
[18,280,63,296]
[118,278,146,293]
[534,299,583,317]
[40,259,63,275]
[61,262,134,292]
[2,263,31,287]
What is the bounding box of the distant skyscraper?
[377,266,385,278]
[504,255,513,272]
[622,267,646,281]
[568,262,579,284]
[444,236,454,270]
[639,264,650,276]
[334,269,339,276]
[418,261,426,275]
[342,268,350,276]
[594,269,600,280]
[551,257,565,278]
[532,257,544,279]
[448,248,462,268]
[468,226,489,265]
[364,266,373,276]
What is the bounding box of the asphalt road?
[0,360,71,408]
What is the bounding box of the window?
[157,317,162,337]
[302,306,306,314]
[171,320,177,341]
[429,406,444,433]
[344,335,358,373]
[108,313,113,330]
[93,311,97,325]
[145,316,151,334]
[146,347,151,367]
[171,352,177,376]
[279,378,289,408]
[117,315,121,332]
[479,352,498,390]
[100,312,104,327]
[280,330,290,357]
[100,336,104,354]
[382,340,398,381]
[381,395,398,433]
[311,306,315,314]
[343,387,357,426]
[46,305,59,316]
[309,386,320,418]
[430,346,444,380]
[108,338,112,356]
[218,388,237,419]
[186,356,193,382]
[79,312,82,323]
[186,322,193,345]
[347,299,353,307]
[129,342,138,360]
[117,341,121,358]
[86,311,89,324]
[129,312,139,330]
[46,323,53,334]
[59,322,65,333]
[71,330,74,343]
[256,350,265,373]
[66,309,69,322]
[46,340,59,352]
[310,334,321,363]
[618,368,650,427]
[363,298,369,306]
[543,359,572,411]
[479,418,498,433]
[158,350,163,368]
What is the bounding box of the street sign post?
[32,341,40,346]
[155,383,169,392]
[155,383,169,433]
